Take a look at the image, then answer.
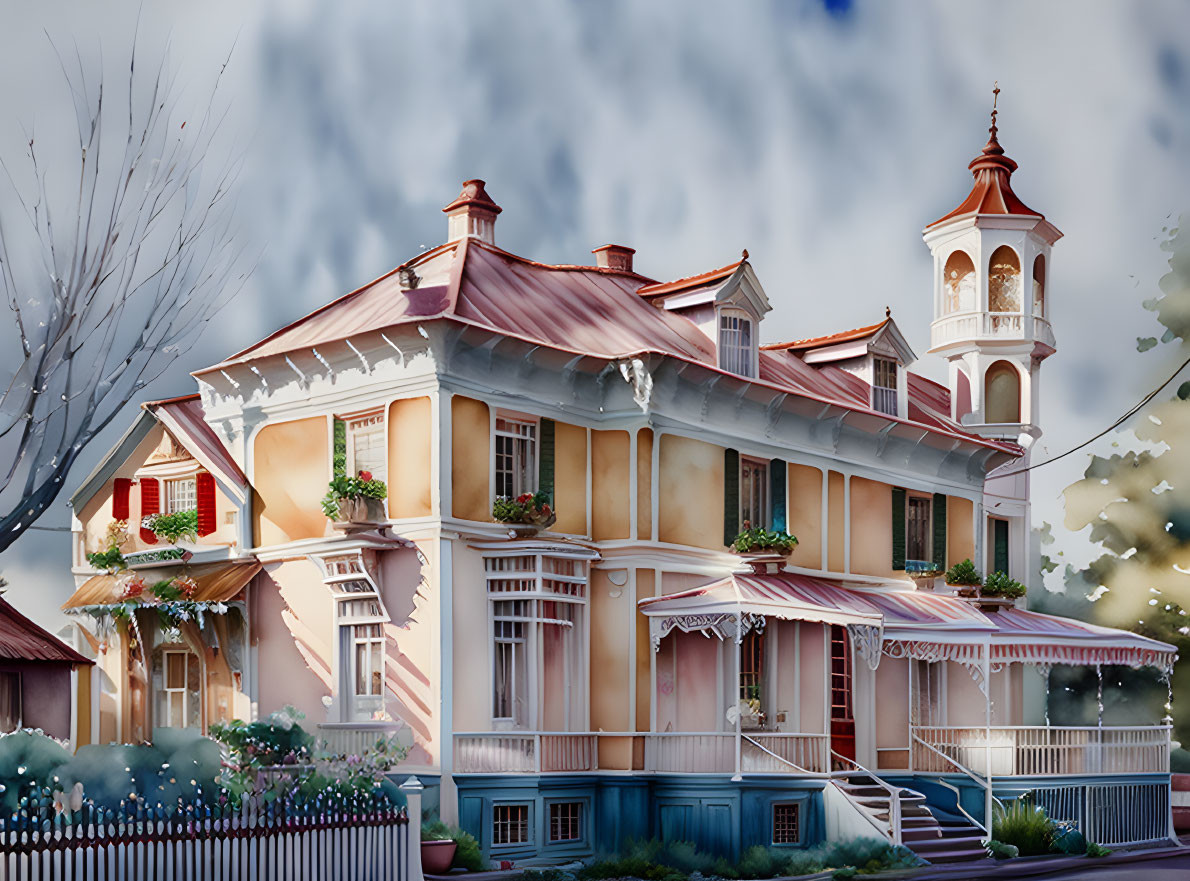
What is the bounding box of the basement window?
[493,803,530,846]
[772,802,801,845]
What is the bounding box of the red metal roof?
[0,595,92,664]
[762,319,890,352]
[146,396,248,487]
[927,129,1042,229]
[197,238,1017,455]
[635,257,744,299]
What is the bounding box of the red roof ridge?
[636,257,744,298]
[142,392,201,409]
[762,318,890,352]
[466,239,657,283]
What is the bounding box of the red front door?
[829,624,856,766]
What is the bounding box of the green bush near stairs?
[567,837,922,880]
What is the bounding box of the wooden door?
[829,624,856,765]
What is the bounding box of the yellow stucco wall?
[637,429,654,541]
[253,416,330,546]
[592,430,631,541]
[658,434,724,549]
[451,396,490,521]
[947,496,975,568]
[387,397,432,519]
[786,464,822,569]
[553,421,588,535]
[827,471,846,572]
[849,477,894,578]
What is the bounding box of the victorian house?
[64,109,1176,863]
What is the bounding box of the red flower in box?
[358,470,373,482]
[119,576,146,601]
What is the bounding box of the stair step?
[910,835,985,852]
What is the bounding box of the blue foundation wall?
[455,775,827,863]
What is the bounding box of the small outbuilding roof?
[0,595,92,665]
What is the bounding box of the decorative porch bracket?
[848,623,884,671]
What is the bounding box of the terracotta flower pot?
[421,839,457,875]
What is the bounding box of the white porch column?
[733,614,743,781]
[983,642,993,831]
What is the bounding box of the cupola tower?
[924,87,1062,441]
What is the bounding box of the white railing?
[1022,782,1172,847]
[931,311,1053,348]
[830,749,903,845]
[644,733,736,773]
[911,732,993,832]
[745,733,831,774]
[317,721,408,757]
[912,726,1171,777]
[454,732,598,773]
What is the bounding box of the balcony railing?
[930,312,1055,350]
[454,731,830,775]
[317,721,408,757]
[911,725,1171,777]
[454,732,598,773]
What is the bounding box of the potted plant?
[492,491,556,534]
[142,509,199,546]
[87,520,131,573]
[943,558,983,597]
[979,570,1026,610]
[732,524,797,572]
[322,471,388,525]
[420,821,468,875]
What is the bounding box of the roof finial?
[885,305,891,319]
[990,81,1000,138]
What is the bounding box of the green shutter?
[932,493,947,570]
[538,418,555,501]
[891,487,906,571]
[993,519,1009,574]
[770,459,787,533]
[724,448,740,546]
[332,418,347,478]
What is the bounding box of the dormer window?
[719,310,756,377]
[872,358,898,417]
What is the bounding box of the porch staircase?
[833,775,987,863]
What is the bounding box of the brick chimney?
[592,244,635,273]
[443,179,501,244]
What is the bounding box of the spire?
[926,84,1043,227]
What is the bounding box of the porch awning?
[986,607,1177,673]
[63,561,261,610]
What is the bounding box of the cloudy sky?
[2,0,1190,631]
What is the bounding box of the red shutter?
[112,478,131,521]
[196,472,216,537]
[139,478,160,544]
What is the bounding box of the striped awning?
[638,571,1177,674]
[63,561,261,611]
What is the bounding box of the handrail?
[930,775,990,835]
[741,734,823,776]
[913,724,1172,733]
[830,749,902,846]
[911,733,992,833]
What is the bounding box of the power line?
[998,352,1190,477]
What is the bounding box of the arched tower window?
[943,250,976,314]
[1032,254,1046,318]
[988,246,1021,313]
[985,361,1021,424]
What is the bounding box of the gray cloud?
[2,0,1190,629]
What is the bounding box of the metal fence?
[1023,780,1172,847]
[0,777,423,881]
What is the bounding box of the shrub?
[944,558,982,586]
[731,526,798,555]
[982,570,1026,599]
[422,820,488,871]
[985,839,1019,860]
[142,509,199,544]
[993,799,1056,856]
[1086,841,1112,858]
[209,706,316,768]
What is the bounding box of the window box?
[492,491,556,533]
[733,527,797,573]
[322,472,388,530]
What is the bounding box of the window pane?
[166,478,196,514]
[166,652,186,689]
[719,314,755,377]
[740,459,768,528]
[349,417,387,482]
[169,692,184,728]
[906,497,931,562]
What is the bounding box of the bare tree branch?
[0,33,248,555]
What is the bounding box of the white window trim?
[160,648,201,730]
[739,455,770,530]
[717,306,757,378]
[492,412,539,501]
